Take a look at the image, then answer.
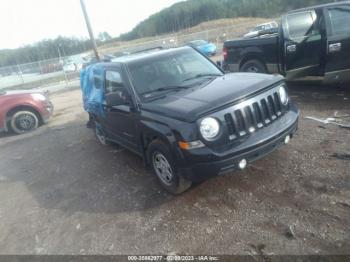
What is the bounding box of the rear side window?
[105,70,124,94]
[286,11,317,38]
[328,6,350,35]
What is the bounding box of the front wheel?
[148,140,192,195]
[240,59,267,74]
[10,110,39,134]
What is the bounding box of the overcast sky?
[0,0,183,49]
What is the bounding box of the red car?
[0,90,53,134]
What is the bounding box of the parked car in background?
[243,21,278,39]
[61,59,82,72]
[223,1,350,85]
[80,46,299,194]
[63,62,78,72]
[41,63,62,74]
[0,90,53,134]
[187,40,217,56]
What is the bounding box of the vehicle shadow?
[0,113,270,215]
[0,116,176,214]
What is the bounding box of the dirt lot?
[0,83,349,255]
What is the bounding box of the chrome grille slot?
[234,110,247,136]
[267,95,277,120]
[261,98,271,123]
[273,92,282,115]
[252,102,264,128]
[224,113,235,135]
[223,85,285,141]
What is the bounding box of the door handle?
[329,43,341,53]
[286,44,296,53]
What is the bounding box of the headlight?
[31,93,47,101]
[200,117,220,140]
[278,85,288,105]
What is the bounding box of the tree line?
[0,33,112,68]
[119,0,334,40]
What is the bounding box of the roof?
[288,0,350,13]
[109,46,193,65]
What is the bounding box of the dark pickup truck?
[223,1,350,84]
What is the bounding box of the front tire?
[240,59,267,74]
[148,140,192,195]
[9,110,39,134]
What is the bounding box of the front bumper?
[41,101,54,123]
[179,106,299,182]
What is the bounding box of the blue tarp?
[80,64,106,116]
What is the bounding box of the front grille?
[224,87,283,140]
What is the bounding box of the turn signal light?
[178,140,205,150]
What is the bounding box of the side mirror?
[106,90,131,106]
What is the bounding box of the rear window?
[286,11,316,38]
[328,6,350,35]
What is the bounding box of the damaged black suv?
[86,47,299,194]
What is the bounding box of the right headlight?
[200,117,220,141]
[278,85,288,105]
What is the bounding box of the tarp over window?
[80,64,106,116]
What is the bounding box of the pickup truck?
[223,1,350,84]
[80,46,299,194]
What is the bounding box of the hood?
[140,73,284,122]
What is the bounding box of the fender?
[139,118,181,163]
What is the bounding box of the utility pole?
[58,45,68,84]
[80,0,100,60]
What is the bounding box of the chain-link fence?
[0,19,271,91]
[0,57,80,91]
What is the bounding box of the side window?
[286,11,318,39]
[105,70,124,94]
[328,6,350,35]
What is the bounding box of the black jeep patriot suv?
[84,46,299,194]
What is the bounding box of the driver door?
[104,68,139,153]
[282,10,323,79]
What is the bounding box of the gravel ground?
[0,83,349,255]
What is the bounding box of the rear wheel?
[240,59,267,74]
[148,140,192,195]
[9,110,39,134]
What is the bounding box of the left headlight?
[200,117,220,141]
[278,85,288,105]
[31,93,47,101]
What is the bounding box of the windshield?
[128,48,223,100]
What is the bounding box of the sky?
[0,0,183,49]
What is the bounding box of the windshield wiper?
[182,73,223,82]
[142,85,189,97]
